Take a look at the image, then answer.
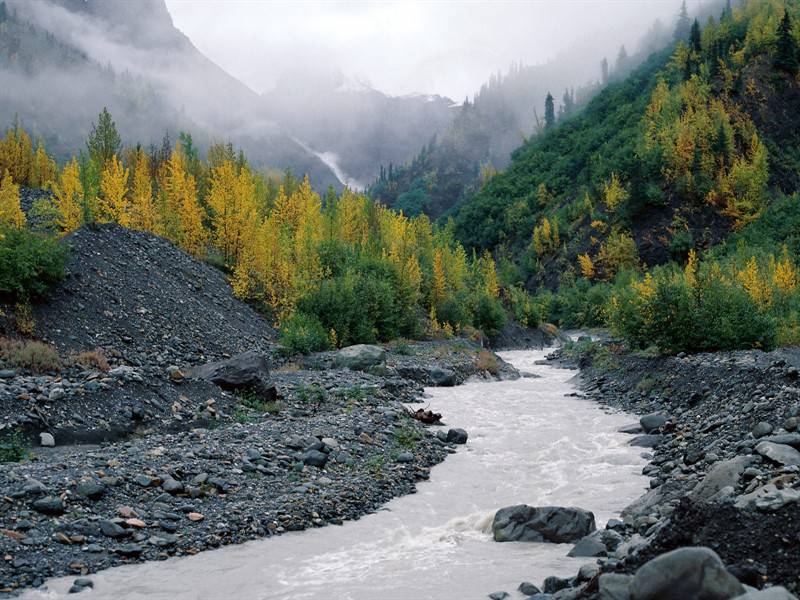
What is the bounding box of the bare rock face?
[189,351,276,400]
[492,505,596,543]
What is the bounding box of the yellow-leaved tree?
[51,158,84,233]
[0,171,25,228]
[30,141,57,189]
[130,148,156,232]
[0,123,33,185]
[207,160,258,264]
[99,154,130,226]
[163,145,207,256]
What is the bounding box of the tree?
[721,0,732,21]
[52,158,83,232]
[775,10,799,75]
[86,107,121,167]
[30,141,56,188]
[601,57,609,85]
[0,171,24,228]
[674,0,691,41]
[0,122,33,185]
[544,93,555,130]
[616,45,629,72]
[562,88,575,119]
[99,154,129,225]
[163,145,207,256]
[0,2,7,24]
[690,19,701,53]
[130,148,156,232]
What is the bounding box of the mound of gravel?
[33,224,275,365]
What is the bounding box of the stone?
[333,344,387,371]
[68,578,94,594]
[99,520,130,539]
[134,474,154,487]
[732,587,799,599]
[31,497,64,515]
[116,543,143,557]
[162,479,184,494]
[0,369,15,378]
[303,450,328,468]
[629,547,744,600]
[734,483,800,511]
[578,563,600,581]
[492,505,596,543]
[518,582,541,595]
[395,451,414,463]
[39,432,55,447]
[629,434,663,448]
[446,428,468,444]
[543,576,571,594]
[762,433,800,449]
[190,351,276,399]
[689,456,752,503]
[598,573,633,600]
[568,534,607,557]
[755,441,800,466]
[618,423,643,434]
[488,593,510,600]
[752,422,774,438]
[426,366,457,387]
[75,482,106,501]
[187,512,204,522]
[639,413,667,433]
[48,387,65,401]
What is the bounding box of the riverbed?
[23,349,648,600]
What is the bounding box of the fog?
[165,0,684,101]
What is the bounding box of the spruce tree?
[690,19,701,53]
[674,0,691,41]
[86,107,121,167]
[616,45,629,72]
[775,10,799,75]
[544,93,555,130]
[601,57,609,85]
[0,1,7,24]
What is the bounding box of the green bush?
[468,291,507,337]
[0,227,67,302]
[279,313,331,355]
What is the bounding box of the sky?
[164,0,685,100]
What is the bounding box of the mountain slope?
[453,0,800,291]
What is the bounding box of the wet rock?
[333,345,387,371]
[755,441,800,466]
[493,505,596,543]
[68,578,93,594]
[519,582,542,595]
[446,428,468,444]
[639,413,667,433]
[567,534,607,557]
[629,547,744,600]
[543,576,571,594]
[629,434,663,448]
[189,351,276,400]
[488,592,510,600]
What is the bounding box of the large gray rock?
[426,366,457,387]
[734,483,800,511]
[630,434,664,448]
[189,351,276,399]
[629,547,745,600]
[492,505,596,543]
[732,588,798,600]
[639,413,667,433]
[762,433,800,449]
[690,456,752,503]
[333,344,387,371]
[752,422,774,438]
[598,573,633,600]
[755,441,800,466]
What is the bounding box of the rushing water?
[24,350,648,600]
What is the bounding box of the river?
[23,349,648,600]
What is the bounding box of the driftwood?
[406,406,442,424]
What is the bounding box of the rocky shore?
[490,341,800,600]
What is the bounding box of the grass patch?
[393,425,422,450]
[0,337,62,372]
[70,348,109,372]
[475,349,500,375]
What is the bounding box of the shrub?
[506,285,541,327]
[279,312,331,356]
[0,337,63,372]
[0,227,67,303]
[0,428,27,463]
[71,348,109,372]
[469,291,507,337]
[597,231,639,280]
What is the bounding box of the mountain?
[452,0,800,295]
[0,0,456,191]
[367,15,676,219]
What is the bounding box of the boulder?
[333,344,387,371]
[732,588,799,600]
[567,534,607,557]
[629,434,663,448]
[598,573,633,600]
[446,428,468,444]
[629,547,744,600]
[492,505,596,543]
[426,366,457,387]
[39,432,55,447]
[189,351,276,399]
[689,456,752,504]
[752,422,774,438]
[639,413,667,433]
[755,441,800,466]
[762,433,800,449]
[518,582,541,596]
[734,483,800,511]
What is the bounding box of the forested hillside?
[451,0,800,353]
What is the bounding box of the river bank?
[524,341,800,599]
[0,339,519,596]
